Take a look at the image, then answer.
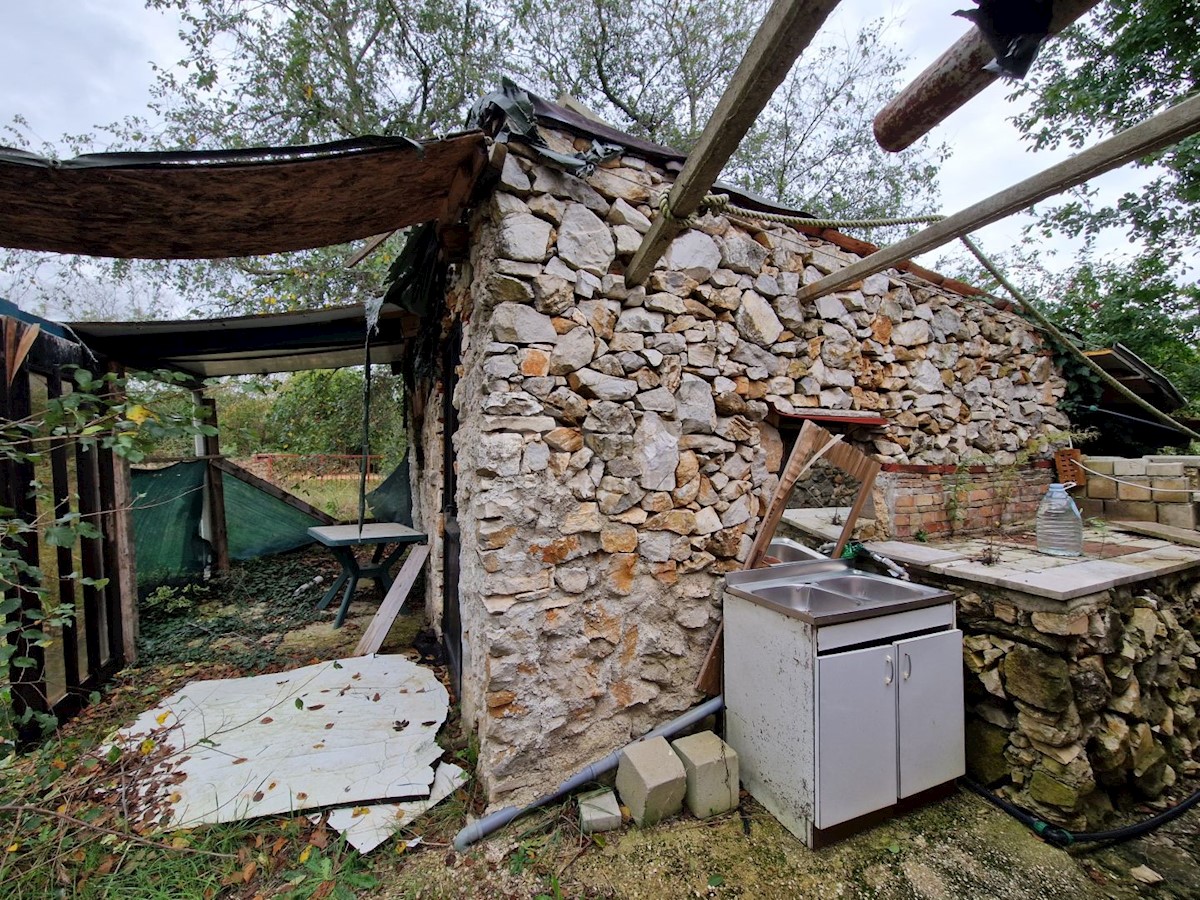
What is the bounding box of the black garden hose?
[964,777,1200,848]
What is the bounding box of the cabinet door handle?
[884,655,894,685]
[903,653,912,681]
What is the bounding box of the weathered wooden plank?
[799,92,1200,303]
[696,422,843,695]
[353,543,431,656]
[194,393,229,573]
[832,459,881,558]
[873,0,1101,152]
[46,373,82,690]
[625,0,844,284]
[1110,520,1200,549]
[0,359,48,737]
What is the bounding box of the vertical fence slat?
[46,373,81,693]
[0,361,49,740]
[96,443,125,669]
[75,442,105,676]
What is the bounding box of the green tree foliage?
[1011,0,1199,262]
[265,368,406,467]
[6,1,945,318]
[1047,255,1200,408]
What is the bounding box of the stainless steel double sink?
[726,557,952,626]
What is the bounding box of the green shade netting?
[131,461,321,589]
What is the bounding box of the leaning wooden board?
[695,421,884,696]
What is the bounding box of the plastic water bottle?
[1036,482,1083,557]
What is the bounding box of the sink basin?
[724,559,952,626]
[753,584,864,617]
[765,539,823,564]
[808,575,931,604]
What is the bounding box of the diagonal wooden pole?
[625,0,845,285]
[796,91,1200,304]
[695,422,843,695]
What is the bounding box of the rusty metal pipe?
[873,0,1103,153]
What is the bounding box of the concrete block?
[1112,458,1147,477]
[578,787,622,833]
[1105,500,1157,522]
[1152,477,1192,502]
[1147,461,1186,477]
[1158,503,1198,530]
[1083,457,1118,475]
[1087,477,1117,500]
[616,736,686,826]
[671,731,739,818]
[1078,498,1105,520]
[1116,476,1152,501]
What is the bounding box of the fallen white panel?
[116,655,448,827]
[317,762,468,853]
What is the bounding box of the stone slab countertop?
[778,508,1200,602]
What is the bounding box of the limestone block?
[1146,461,1186,477]
[1086,476,1117,500]
[557,203,615,276]
[670,732,739,818]
[616,736,686,826]
[497,213,553,262]
[578,788,622,833]
[1105,500,1156,522]
[1158,503,1197,530]
[662,231,721,282]
[1116,476,1152,501]
[1083,457,1117,475]
[1112,458,1147,477]
[1151,477,1191,502]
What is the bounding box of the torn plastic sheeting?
[115,655,448,827]
[314,762,468,854]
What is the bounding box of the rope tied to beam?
[656,188,945,231]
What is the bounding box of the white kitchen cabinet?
[725,591,964,848]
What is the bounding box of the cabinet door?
[896,629,965,798]
[815,645,898,828]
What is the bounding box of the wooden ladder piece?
[695,421,850,696]
[353,543,431,656]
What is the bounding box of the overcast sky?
[0,0,1148,317]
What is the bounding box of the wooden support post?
[797,92,1200,304]
[625,0,844,285]
[0,348,48,737]
[193,391,229,573]
[873,0,1101,152]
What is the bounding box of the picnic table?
[307,523,427,627]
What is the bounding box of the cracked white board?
[116,655,448,827]
[316,762,468,853]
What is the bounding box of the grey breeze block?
[615,735,687,826]
[578,787,622,833]
[671,731,740,818]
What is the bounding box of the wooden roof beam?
[873,0,1102,153]
[625,0,844,286]
[795,92,1200,304]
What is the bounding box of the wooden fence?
[1,315,135,742]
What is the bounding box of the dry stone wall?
[444,133,1069,807]
[956,576,1200,829]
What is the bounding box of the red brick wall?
[876,461,1055,539]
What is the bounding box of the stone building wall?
[956,575,1200,828]
[436,132,1071,807]
[410,380,447,632]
